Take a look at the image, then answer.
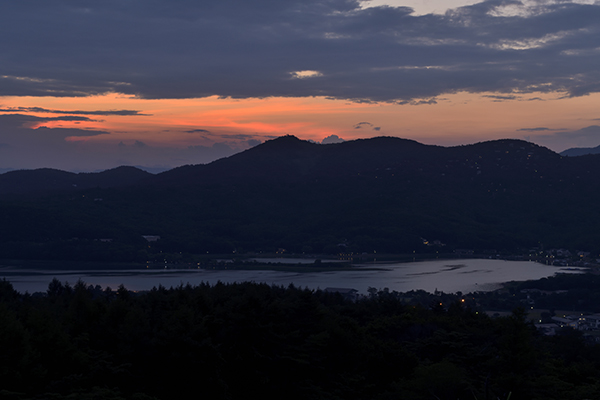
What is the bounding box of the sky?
[1,0,600,172]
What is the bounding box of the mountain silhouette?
[561,144,600,157]
[0,166,152,197]
[2,136,600,261]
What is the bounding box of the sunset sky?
[1,0,600,172]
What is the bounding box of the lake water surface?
[0,259,584,295]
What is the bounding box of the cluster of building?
[536,314,600,340]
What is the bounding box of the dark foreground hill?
[2,278,600,400]
[2,135,600,261]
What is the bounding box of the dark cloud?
[38,116,93,122]
[322,134,345,144]
[531,125,600,151]
[1,1,599,102]
[33,127,109,137]
[483,95,518,101]
[354,121,380,131]
[0,114,108,140]
[185,129,211,133]
[395,99,438,105]
[0,114,111,171]
[558,125,600,140]
[0,107,147,116]
[517,127,568,132]
[0,114,94,128]
[517,127,553,132]
[354,122,373,129]
[0,114,257,171]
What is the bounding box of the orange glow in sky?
[2,0,600,172]
[1,90,599,171]
[4,91,598,150]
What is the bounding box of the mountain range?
[561,144,600,157]
[2,135,600,262]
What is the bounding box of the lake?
[0,258,584,295]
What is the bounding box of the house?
[551,316,579,329]
[577,314,600,330]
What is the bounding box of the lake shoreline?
[0,251,575,272]
[1,258,586,296]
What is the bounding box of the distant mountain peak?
[561,144,600,157]
[258,135,316,149]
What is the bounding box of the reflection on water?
[1,259,585,295]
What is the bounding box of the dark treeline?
[1,279,600,399]
[516,273,600,312]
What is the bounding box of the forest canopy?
[1,278,599,400]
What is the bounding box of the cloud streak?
[516,127,565,132]
[528,124,600,151]
[0,112,255,171]
[0,107,147,116]
[354,121,381,131]
[1,0,599,102]
[0,114,98,128]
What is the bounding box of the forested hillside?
[1,279,600,400]
[2,136,600,261]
